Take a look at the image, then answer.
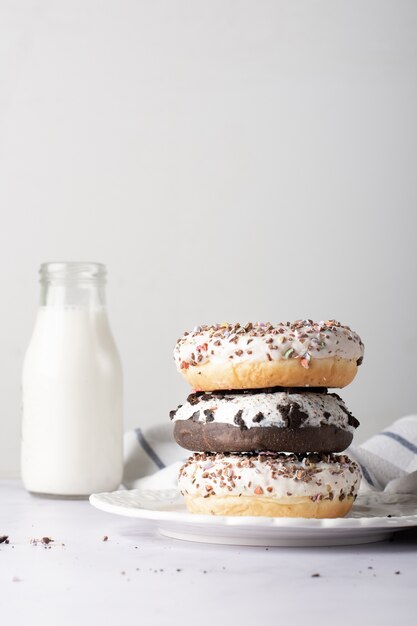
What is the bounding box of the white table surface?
[1,480,417,626]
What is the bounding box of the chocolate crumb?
[347,413,360,429]
[234,410,247,430]
[279,402,309,429]
[0,536,9,544]
[102,535,108,542]
[203,409,215,422]
[395,571,401,575]
[252,412,264,423]
[41,537,53,545]
[311,573,320,578]
[187,394,200,406]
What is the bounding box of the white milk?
[21,306,123,496]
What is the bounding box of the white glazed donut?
[174,320,364,391]
[178,451,361,518]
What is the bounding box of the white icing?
[178,453,361,500]
[174,321,364,371]
[171,391,357,433]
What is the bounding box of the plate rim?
[89,488,417,531]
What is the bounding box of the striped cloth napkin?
[122,416,417,494]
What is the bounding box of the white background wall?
[1,1,416,477]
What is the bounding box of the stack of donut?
[170,320,364,518]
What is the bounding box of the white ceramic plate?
[90,489,417,547]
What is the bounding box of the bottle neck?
[39,262,107,308]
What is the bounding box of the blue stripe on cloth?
[135,428,166,469]
[380,431,417,455]
[357,462,375,487]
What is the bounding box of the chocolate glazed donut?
[171,388,359,454]
[173,421,353,453]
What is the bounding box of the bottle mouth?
[40,262,107,283]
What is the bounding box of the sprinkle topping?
[178,451,361,501]
[174,320,364,370]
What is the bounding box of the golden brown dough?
[180,356,358,391]
[183,494,355,518]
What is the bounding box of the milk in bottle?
[21,262,123,496]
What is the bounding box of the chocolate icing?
[173,421,353,454]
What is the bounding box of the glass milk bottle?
[21,262,123,496]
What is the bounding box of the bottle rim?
[39,262,107,283]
